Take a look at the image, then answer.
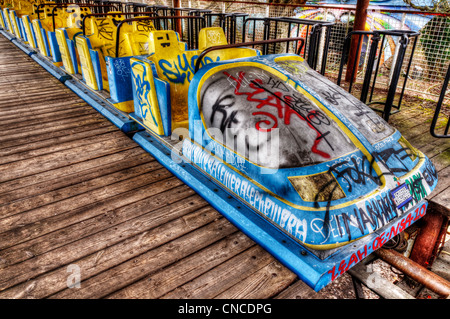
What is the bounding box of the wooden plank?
[0,185,199,270]
[0,133,136,183]
[0,148,148,205]
[0,129,123,165]
[0,114,107,145]
[108,231,255,299]
[161,245,276,299]
[0,159,161,220]
[0,100,86,119]
[49,213,233,299]
[0,147,145,195]
[274,274,357,299]
[348,262,415,299]
[0,122,116,155]
[0,195,212,296]
[0,169,177,249]
[1,106,98,130]
[213,260,297,299]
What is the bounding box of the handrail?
[114,15,206,58]
[36,2,76,20]
[50,3,119,32]
[81,11,158,35]
[430,63,450,138]
[191,0,450,16]
[194,37,306,73]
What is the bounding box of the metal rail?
[430,63,450,138]
[49,3,119,31]
[81,11,157,36]
[337,29,420,122]
[114,15,206,57]
[376,248,450,298]
[194,37,306,73]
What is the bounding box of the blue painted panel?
[17,17,26,41]
[90,49,103,91]
[133,130,429,291]
[47,31,61,62]
[67,38,78,74]
[106,56,134,104]
[154,77,171,136]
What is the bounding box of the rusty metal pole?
[409,209,447,268]
[376,248,450,298]
[345,0,370,82]
[173,0,182,36]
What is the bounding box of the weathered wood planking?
[388,105,450,216]
[0,33,448,300]
[1,34,334,300]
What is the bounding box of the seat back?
[22,15,36,48]
[121,19,156,56]
[148,30,198,125]
[87,13,124,58]
[198,27,228,50]
[32,19,51,56]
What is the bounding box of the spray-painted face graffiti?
[200,66,356,169]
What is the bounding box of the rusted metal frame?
[114,16,206,57]
[430,63,450,138]
[194,37,306,73]
[375,248,450,298]
[409,210,448,267]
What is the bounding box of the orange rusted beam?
[345,0,369,82]
[376,248,450,298]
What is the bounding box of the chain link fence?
[139,0,448,106]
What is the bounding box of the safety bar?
[242,17,334,74]
[114,15,206,57]
[81,11,158,35]
[194,37,306,73]
[50,3,120,31]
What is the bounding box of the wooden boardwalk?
[0,33,448,300]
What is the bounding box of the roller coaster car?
[130,27,260,134]
[75,14,159,112]
[131,31,438,252]
[1,0,34,37]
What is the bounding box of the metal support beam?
[345,0,369,82]
[376,248,450,298]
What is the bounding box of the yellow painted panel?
[32,19,48,57]
[198,27,228,50]
[112,101,134,113]
[9,10,21,37]
[22,16,36,48]
[55,28,75,74]
[0,9,6,29]
[75,36,98,90]
[148,30,196,124]
[3,8,12,32]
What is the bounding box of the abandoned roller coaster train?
[0,0,439,292]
